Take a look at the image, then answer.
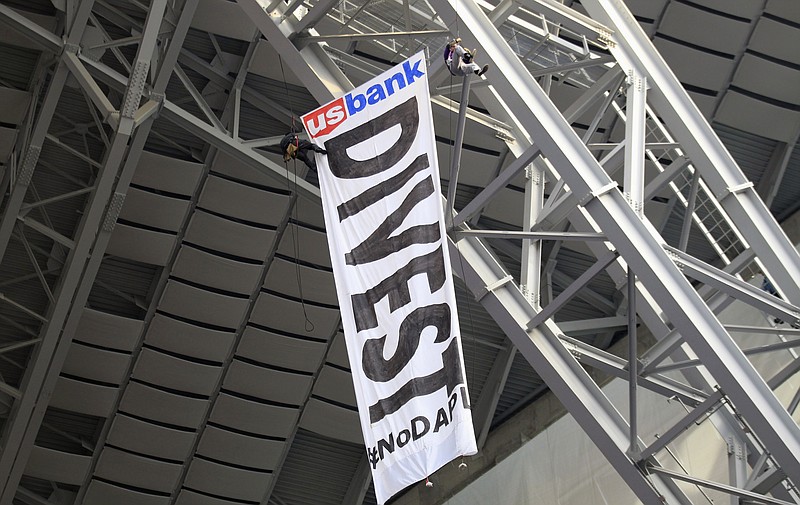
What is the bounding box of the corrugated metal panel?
[713,122,777,186]
[271,429,364,505]
[493,351,544,424]
[87,257,159,319]
[0,43,40,90]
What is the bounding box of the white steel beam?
[581,0,800,304]
[293,0,340,34]
[450,228,693,505]
[472,343,515,448]
[236,0,352,102]
[428,0,800,492]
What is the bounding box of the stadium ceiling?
[0,0,798,504]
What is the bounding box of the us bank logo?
[303,58,426,139]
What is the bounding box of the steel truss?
[0,0,198,502]
[246,0,800,503]
[0,0,797,504]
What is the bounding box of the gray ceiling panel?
[293,194,327,229]
[118,187,191,232]
[172,244,264,295]
[0,126,17,161]
[481,187,527,227]
[731,53,800,105]
[236,326,328,372]
[688,91,722,118]
[0,86,31,124]
[146,313,236,362]
[62,342,131,385]
[276,224,332,268]
[106,413,197,462]
[715,91,800,143]
[132,151,204,196]
[49,376,117,418]
[199,174,292,226]
[83,479,170,505]
[119,381,209,429]
[191,0,255,40]
[183,457,272,502]
[158,280,250,330]
[210,392,299,438]
[298,398,363,444]
[686,0,763,19]
[24,446,90,486]
[766,0,800,23]
[312,365,356,407]
[184,210,277,261]
[211,150,289,190]
[264,256,338,306]
[196,424,285,470]
[73,308,143,353]
[106,223,177,266]
[750,17,800,66]
[658,2,752,54]
[326,332,350,370]
[250,291,339,338]
[222,359,314,406]
[132,348,223,397]
[94,446,183,494]
[652,36,735,91]
[175,490,249,505]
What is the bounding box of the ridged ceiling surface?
[0,0,797,504]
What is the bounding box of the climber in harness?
[444,38,489,77]
[280,131,327,170]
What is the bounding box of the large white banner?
[301,52,477,504]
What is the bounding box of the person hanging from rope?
[444,38,489,77]
[280,130,327,170]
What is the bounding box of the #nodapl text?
[367,388,469,470]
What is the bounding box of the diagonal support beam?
[527,251,617,330]
[0,3,63,53]
[161,100,320,203]
[450,227,693,505]
[0,1,190,501]
[236,0,351,102]
[0,0,96,264]
[472,344,516,448]
[429,0,800,488]
[581,0,800,305]
[665,245,800,327]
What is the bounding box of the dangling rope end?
[425,477,433,488]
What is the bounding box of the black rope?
[278,54,314,333]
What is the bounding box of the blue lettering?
[343,58,425,117]
[403,59,424,84]
[367,84,387,105]
[346,92,367,115]
[384,73,405,95]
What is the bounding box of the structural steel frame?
[0,0,797,504]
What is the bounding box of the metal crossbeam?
[581,0,800,305]
[430,0,800,496]
[450,227,694,505]
[0,0,96,265]
[0,1,197,501]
